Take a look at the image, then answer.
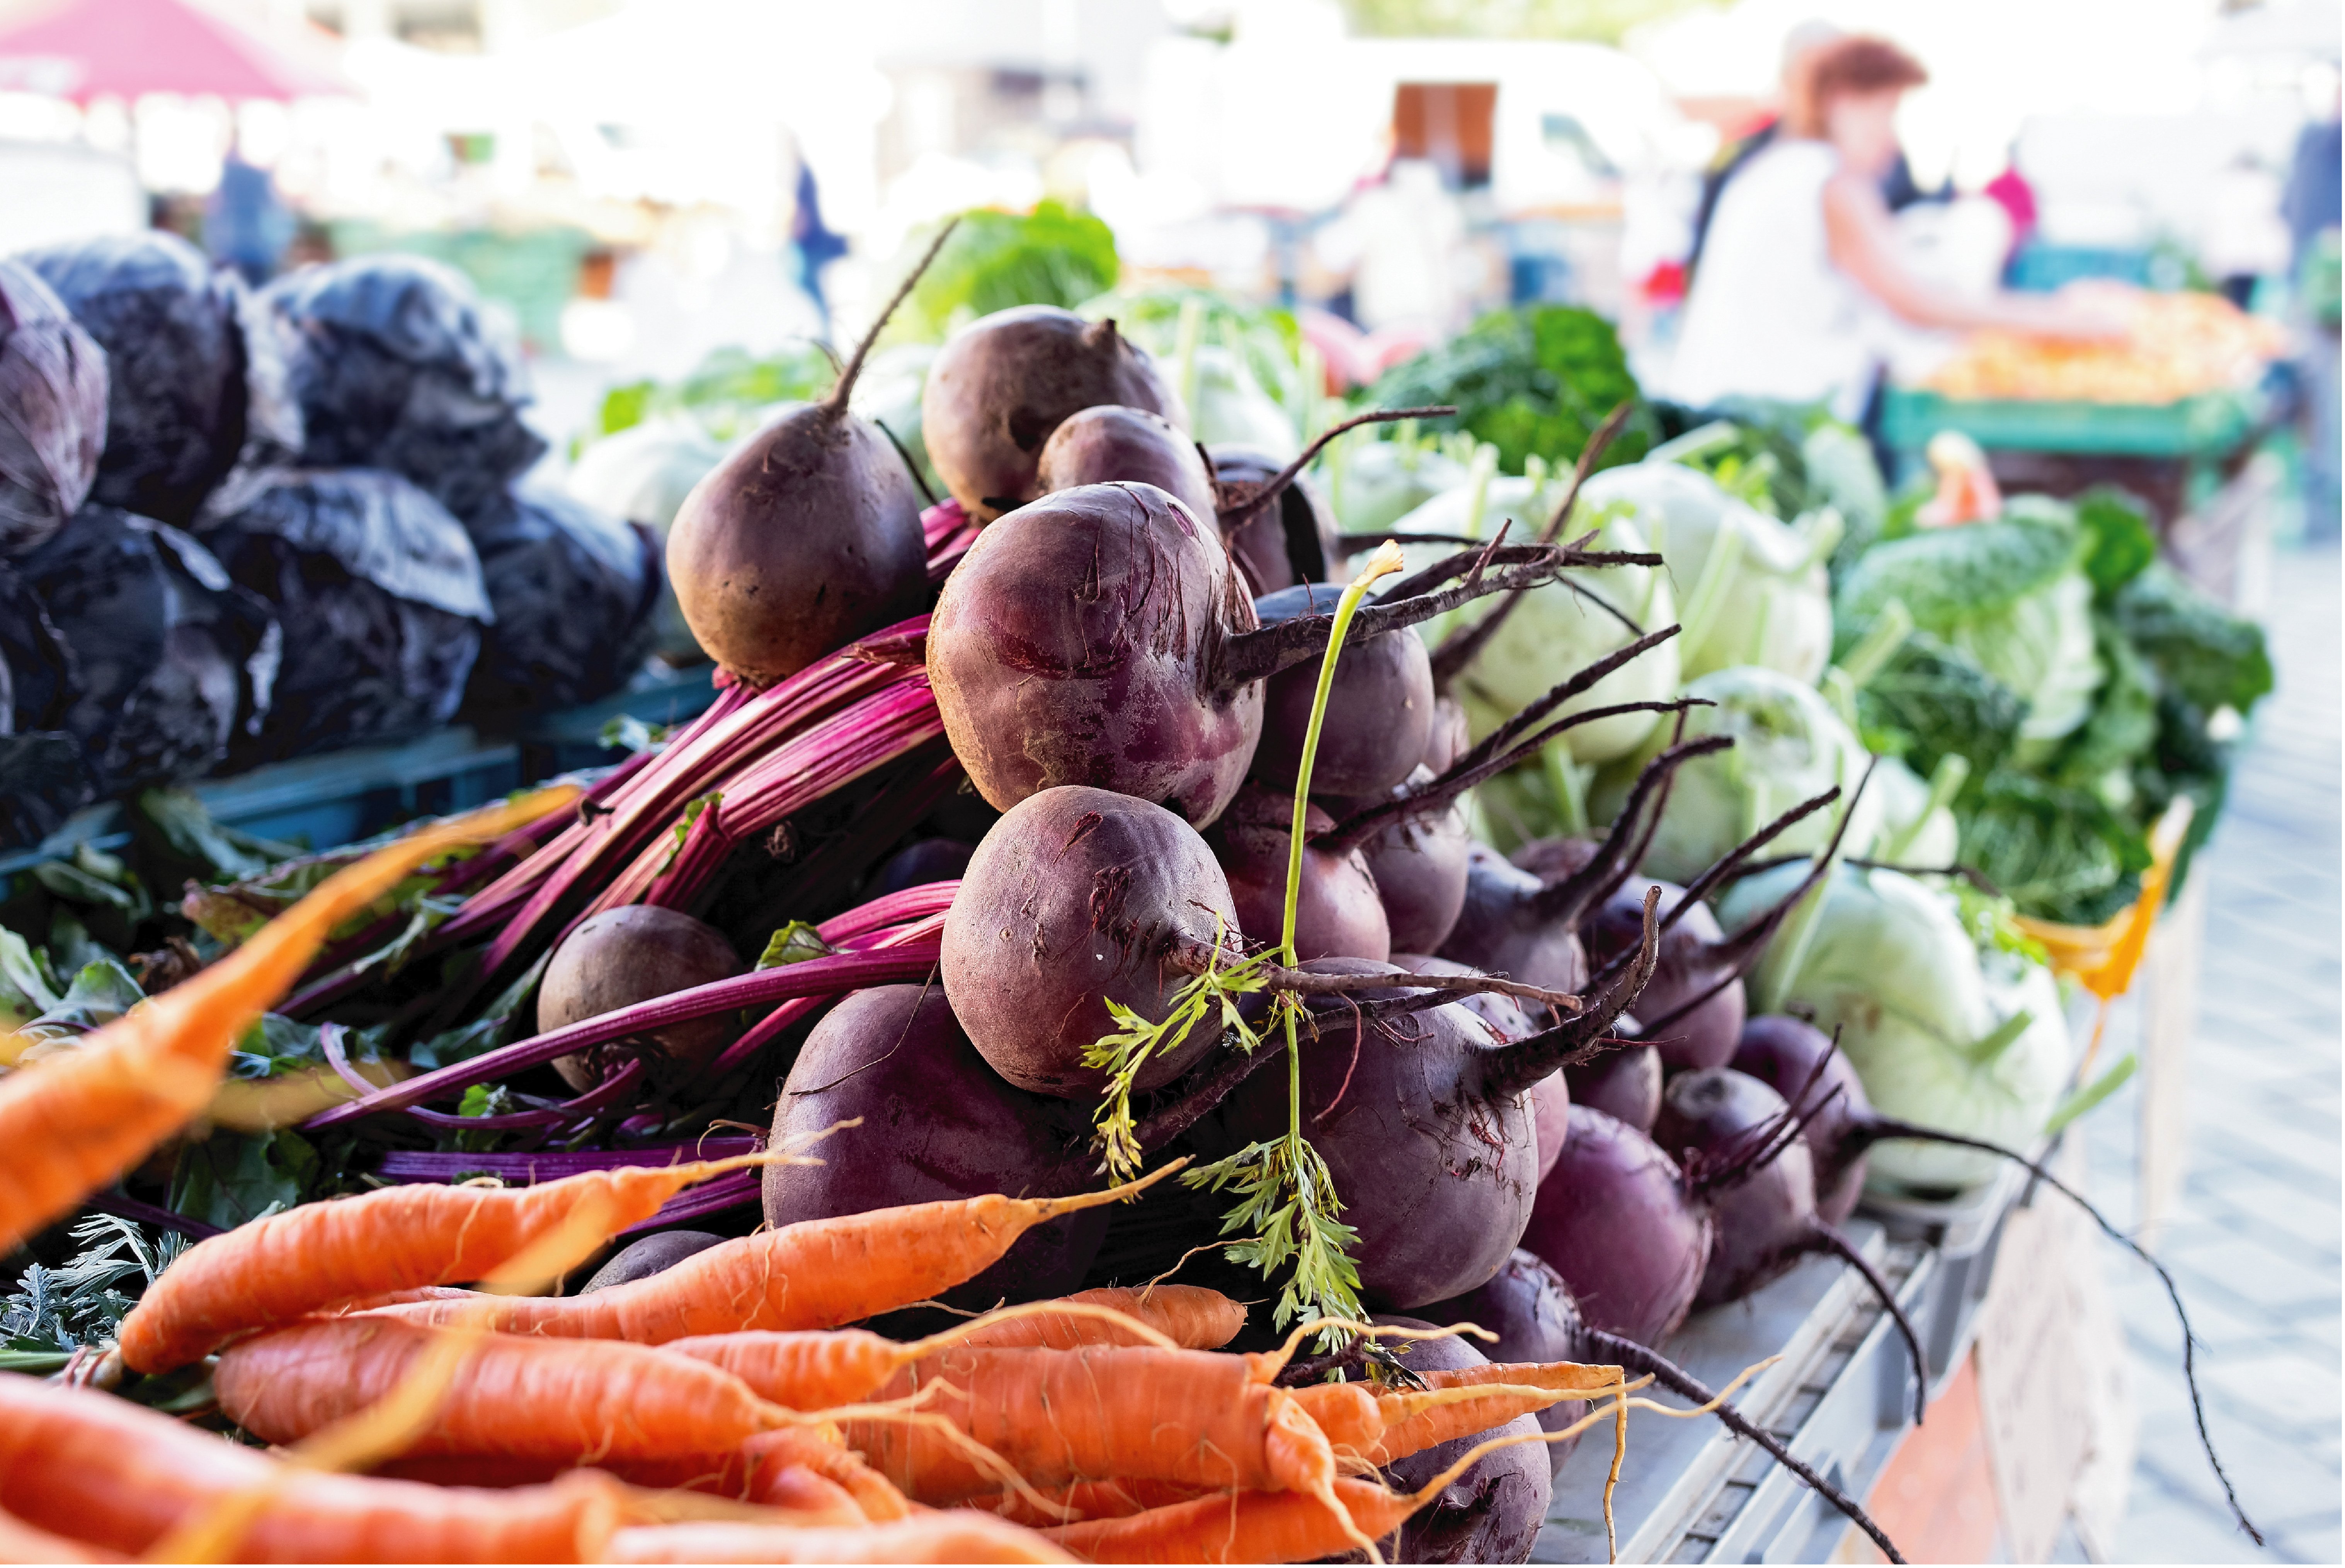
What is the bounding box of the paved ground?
[2080,540,2341,1565]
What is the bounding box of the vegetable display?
[1,221,2274,1563]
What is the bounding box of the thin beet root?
[922,306,1180,520]
[1836,1115,2263,1546]
[1579,1326,1908,1565]
[665,226,946,686]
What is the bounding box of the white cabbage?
[1595,664,1881,884]
[1720,861,2073,1192]
[1389,472,1679,764]
[1580,461,1834,684]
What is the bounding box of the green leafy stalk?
[1179,543,1405,1344]
[1085,924,1275,1181]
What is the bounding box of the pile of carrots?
[0,801,1633,1565]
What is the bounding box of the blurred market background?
[0,0,2335,1561]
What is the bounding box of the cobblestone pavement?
[2080,541,2341,1565]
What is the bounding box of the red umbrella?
[0,0,348,101]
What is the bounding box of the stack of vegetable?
[2,225,2265,1562]
[0,240,660,850]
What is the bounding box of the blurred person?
[1315,159,1469,342]
[1983,151,2037,274]
[2204,153,2290,309]
[1664,35,2112,424]
[1684,21,1930,282]
[791,159,849,335]
[2283,84,2340,539]
[206,139,293,288]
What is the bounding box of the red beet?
[1520,1104,1711,1346]
[1035,404,1215,519]
[1582,880,1745,1071]
[922,306,1179,520]
[1207,787,1390,964]
[1424,1251,1589,1474]
[941,785,1242,1097]
[1250,582,1435,798]
[1731,1014,1871,1227]
[1562,1043,1662,1134]
[1372,1314,1552,1563]
[764,984,1106,1304]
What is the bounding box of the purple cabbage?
[22,231,298,528]
[460,486,659,716]
[5,506,278,795]
[0,259,107,558]
[201,468,490,761]
[263,255,546,521]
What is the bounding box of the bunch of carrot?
[0,817,1632,1565]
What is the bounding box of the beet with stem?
[664,230,948,686]
[1207,786,1390,964]
[535,905,743,1093]
[928,479,1576,826]
[1652,1066,1929,1423]
[1372,1314,1553,1563]
[922,306,1181,520]
[1731,1014,1870,1226]
[1581,879,1744,1071]
[941,785,1245,1098]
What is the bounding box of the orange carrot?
[1367,1362,1621,1464]
[0,1505,122,1564]
[214,1317,808,1462]
[368,1166,1179,1343]
[1286,1381,1385,1464]
[367,1428,915,1524]
[658,1296,1187,1409]
[603,1514,1072,1564]
[954,1286,1246,1351]
[972,1479,1210,1530]
[842,1346,1345,1507]
[0,791,568,1255]
[1040,1479,1417,1564]
[0,1374,623,1563]
[121,1156,767,1373]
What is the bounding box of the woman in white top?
[1668,36,2108,422]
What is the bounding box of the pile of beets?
[478,247,1924,1562]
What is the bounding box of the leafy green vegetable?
[3,1214,189,1353]
[2073,488,2158,597]
[755,921,834,969]
[0,928,60,1025]
[13,959,144,1045]
[1854,633,2024,781]
[128,789,303,889]
[2109,562,2275,715]
[169,1127,322,1230]
[894,203,1120,344]
[1834,503,2080,631]
[1367,305,1652,474]
[1960,770,2150,925]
